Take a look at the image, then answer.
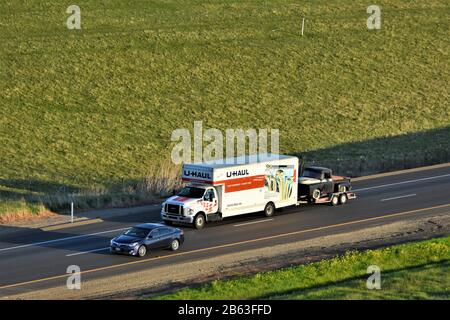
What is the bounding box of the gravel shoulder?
[4,213,449,300]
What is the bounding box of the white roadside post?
[71,202,74,223]
[301,17,305,36]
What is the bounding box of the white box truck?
[161,154,299,229]
[161,154,355,229]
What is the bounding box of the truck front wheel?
[264,202,275,217]
[312,189,321,200]
[194,213,205,229]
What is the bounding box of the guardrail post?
[71,202,74,223]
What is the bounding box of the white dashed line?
[381,194,417,202]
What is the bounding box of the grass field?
[1,0,449,219]
[150,236,450,300]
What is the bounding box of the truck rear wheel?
[264,202,275,217]
[193,213,205,230]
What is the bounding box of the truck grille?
[166,203,182,215]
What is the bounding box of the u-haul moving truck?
[161,154,298,229]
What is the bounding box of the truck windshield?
[302,169,322,180]
[177,186,205,198]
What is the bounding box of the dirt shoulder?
[4,213,449,300]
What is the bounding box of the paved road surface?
[0,165,449,297]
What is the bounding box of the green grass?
[150,236,450,300]
[1,0,449,218]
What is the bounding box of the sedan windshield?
[124,227,149,238]
[177,186,205,198]
[302,169,322,180]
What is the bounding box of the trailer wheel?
[264,202,275,217]
[339,193,348,205]
[193,213,205,230]
[331,195,339,206]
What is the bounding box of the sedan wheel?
[170,239,180,251]
[137,245,147,257]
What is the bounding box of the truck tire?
[264,202,275,217]
[331,195,339,206]
[339,193,348,205]
[312,189,321,200]
[338,185,347,193]
[193,213,205,230]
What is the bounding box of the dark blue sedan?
[110,223,184,257]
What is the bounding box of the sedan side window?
[159,228,170,236]
[150,229,160,238]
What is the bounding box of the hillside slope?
[1,0,449,216]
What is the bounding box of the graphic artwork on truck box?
[264,164,295,200]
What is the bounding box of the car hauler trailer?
[161,154,355,229]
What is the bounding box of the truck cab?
[161,184,220,229]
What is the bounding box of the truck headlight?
[185,208,194,215]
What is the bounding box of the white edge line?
[66,247,110,257]
[0,227,131,252]
[234,218,274,227]
[381,194,417,202]
[353,174,450,192]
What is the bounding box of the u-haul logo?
[183,170,212,179]
[226,169,249,178]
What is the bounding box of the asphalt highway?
[0,165,449,297]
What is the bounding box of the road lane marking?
[352,162,450,182]
[381,194,417,202]
[234,219,274,227]
[42,219,103,231]
[353,174,450,192]
[0,227,130,253]
[1,202,449,290]
[66,247,110,257]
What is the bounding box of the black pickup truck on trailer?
[297,166,355,206]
